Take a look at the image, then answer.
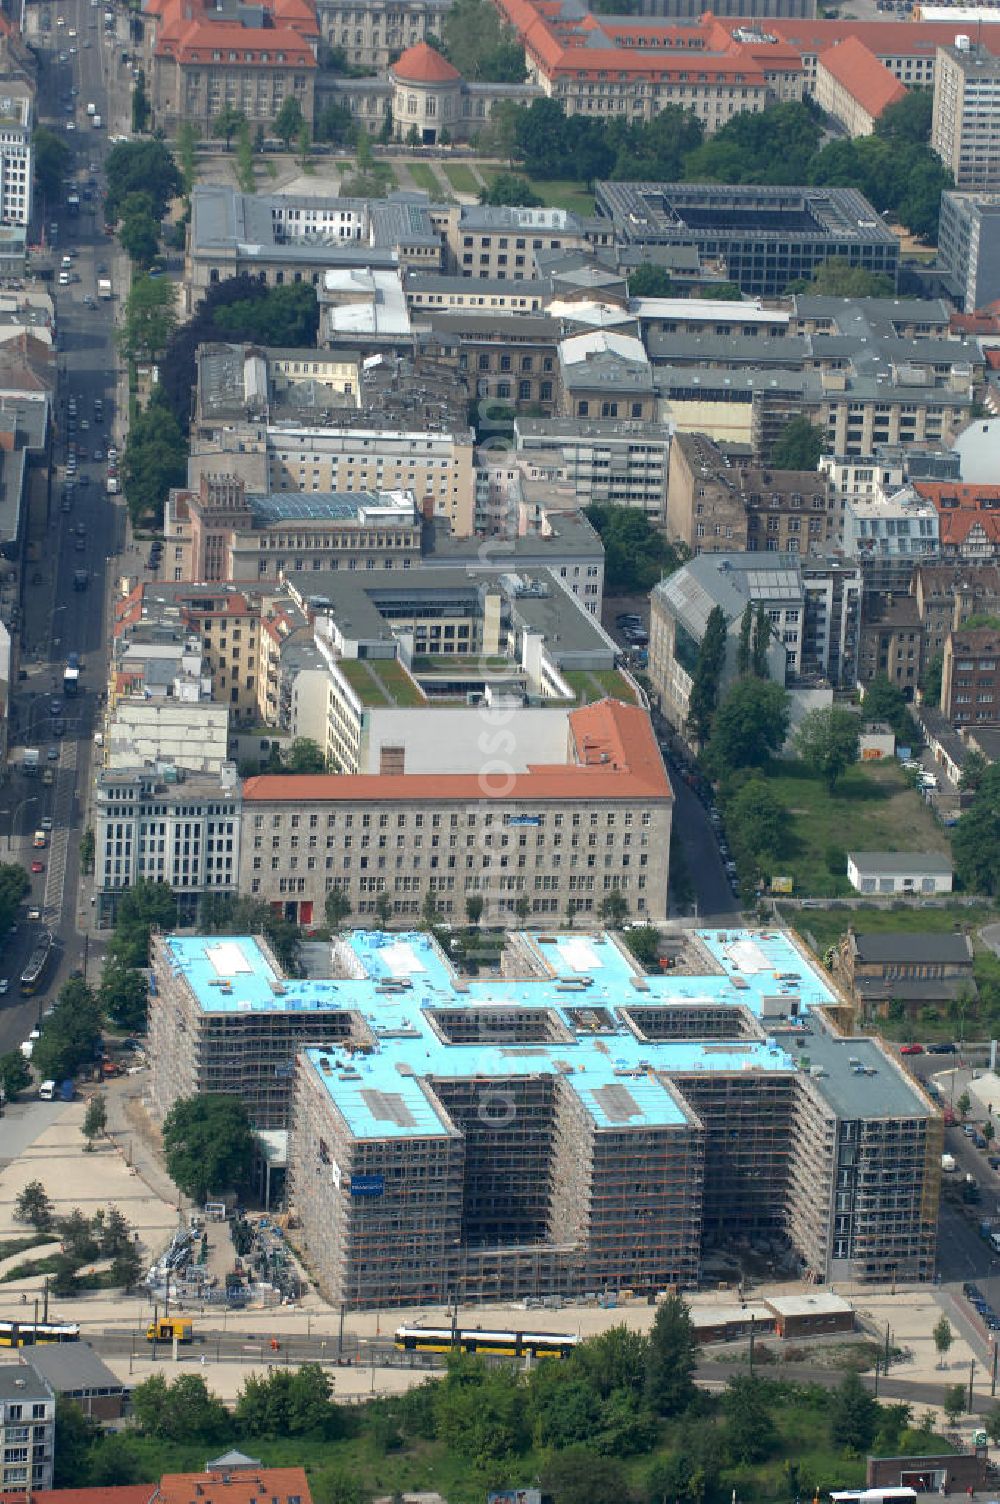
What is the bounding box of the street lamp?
[0,795,39,854]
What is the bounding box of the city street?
[0,0,130,1058]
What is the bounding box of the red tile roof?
[162,20,315,64]
[732,13,1000,58]
[951,311,1000,336]
[817,35,907,118]
[390,40,461,81]
[244,698,672,805]
[915,482,1000,548]
[0,1490,155,1504]
[154,1468,312,1504]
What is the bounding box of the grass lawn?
[407,161,445,195]
[780,900,1000,958]
[562,668,639,705]
[524,178,595,215]
[442,162,482,195]
[766,758,950,899]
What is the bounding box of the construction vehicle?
[145,1317,193,1343]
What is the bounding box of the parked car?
[899,1043,924,1055]
[927,1041,957,1054]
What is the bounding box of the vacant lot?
[768,758,950,899]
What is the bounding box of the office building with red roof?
[815,35,907,134]
[142,0,318,133]
[914,482,1000,563]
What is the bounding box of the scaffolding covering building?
[148,926,939,1304]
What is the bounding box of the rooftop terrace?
[159,928,929,1137]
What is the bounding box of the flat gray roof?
[848,851,953,876]
[797,1028,933,1121]
[25,1342,123,1392]
[0,1365,50,1401]
[423,512,604,562]
[852,932,972,965]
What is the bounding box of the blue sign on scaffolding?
[350,1175,385,1198]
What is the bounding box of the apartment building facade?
[942,624,1000,725]
[0,84,32,229]
[94,766,241,926]
[938,191,1000,311]
[932,41,1000,189]
[667,432,836,554]
[514,416,672,520]
[0,1368,54,1494]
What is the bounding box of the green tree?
[960,748,989,793]
[687,605,728,745]
[213,282,319,346]
[131,71,150,133]
[957,1090,972,1120]
[954,766,1000,895]
[162,1094,254,1202]
[14,1179,53,1229]
[440,0,526,81]
[943,1383,965,1426]
[628,263,673,298]
[645,1293,697,1416]
[33,976,103,1083]
[0,1050,31,1101]
[573,1325,648,1400]
[285,737,326,773]
[325,886,352,928]
[683,100,822,185]
[119,272,178,364]
[405,124,422,147]
[465,893,484,928]
[600,889,628,928]
[105,139,182,222]
[622,923,659,969]
[79,828,95,875]
[737,601,753,677]
[725,777,789,880]
[771,415,825,470]
[933,1315,953,1368]
[33,126,73,206]
[479,172,542,207]
[132,1372,228,1441]
[118,194,161,267]
[177,121,199,196]
[829,1369,879,1453]
[275,96,305,148]
[875,89,933,145]
[236,1364,340,1437]
[99,960,148,1033]
[475,99,521,162]
[752,603,771,678]
[52,1399,97,1488]
[59,1208,100,1263]
[111,1242,143,1291]
[315,101,357,146]
[374,891,392,929]
[584,503,686,595]
[705,678,790,774]
[798,257,895,297]
[540,1445,629,1504]
[123,398,188,526]
[861,673,914,741]
[795,705,860,793]
[985,1404,1000,1446]
[82,1094,107,1149]
[922,652,943,709]
[724,1377,777,1464]
[235,122,255,192]
[211,105,246,151]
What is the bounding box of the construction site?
[148,926,941,1309]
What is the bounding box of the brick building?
[942,624,1000,724]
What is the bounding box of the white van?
[38,1080,56,1101]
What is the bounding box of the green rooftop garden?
[337,657,427,708]
[561,669,638,706]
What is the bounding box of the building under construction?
[148,927,940,1306]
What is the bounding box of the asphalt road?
[0,0,124,1061]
